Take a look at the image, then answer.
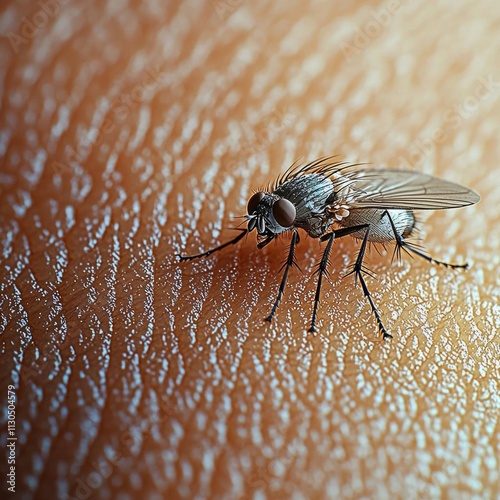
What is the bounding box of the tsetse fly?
[178,157,479,339]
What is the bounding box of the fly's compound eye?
[247,192,265,214]
[272,198,296,227]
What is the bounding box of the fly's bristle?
[271,156,371,193]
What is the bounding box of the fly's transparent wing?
[345,169,480,210]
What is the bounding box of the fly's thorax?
[296,216,335,239]
[246,171,358,239]
[272,172,356,237]
[274,173,335,219]
[339,208,416,243]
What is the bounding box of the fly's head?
[245,191,296,244]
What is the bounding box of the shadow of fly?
[177,157,480,339]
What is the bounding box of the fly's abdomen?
[340,209,415,242]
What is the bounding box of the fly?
[177,157,480,339]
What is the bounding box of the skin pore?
[2,1,499,498]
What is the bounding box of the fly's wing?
[344,169,480,210]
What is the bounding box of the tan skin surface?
[1,1,499,498]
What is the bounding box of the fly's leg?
[265,230,300,322]
[384,211,468,269]
[309,225,369,333]
[309,232,335,333]
[177,229,248,261]
[345,226,393,340]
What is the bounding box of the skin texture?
[1,1,499,498]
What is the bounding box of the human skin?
[1,1,499,498]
